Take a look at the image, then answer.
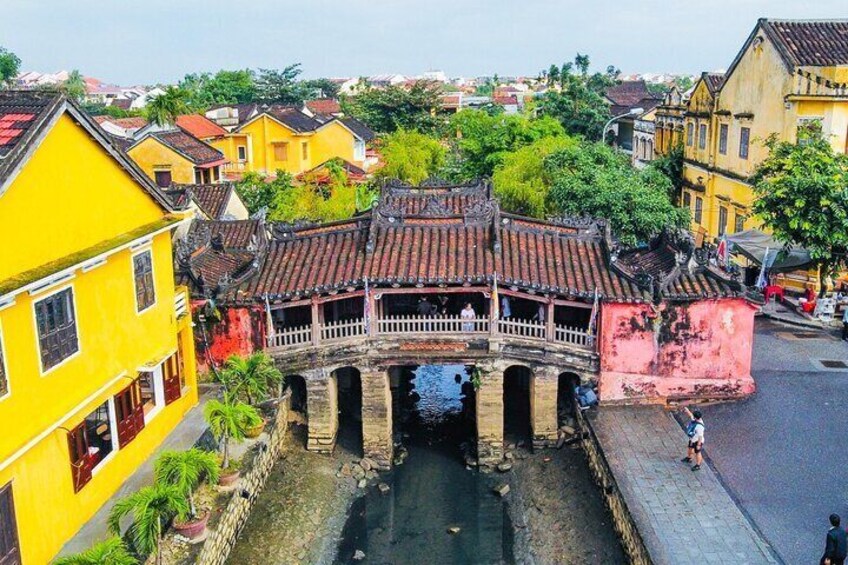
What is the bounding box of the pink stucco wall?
[598,298,758,403]
[192,303,265,373]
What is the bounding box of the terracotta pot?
[173,511,209,540]
[244,418,266,439]
[218,469,240,487]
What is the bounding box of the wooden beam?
[376,286,490,296]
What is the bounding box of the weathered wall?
[195,305,264,373]
[196,394,290,565]
[598,298,757,403]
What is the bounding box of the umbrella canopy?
[726,229,813,272]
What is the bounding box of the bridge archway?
[503,365,532,447]
[333,366,363,457]
[557,372,581,427]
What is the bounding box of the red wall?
[598,298,757,403]
[193,303,265,373]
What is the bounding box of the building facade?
[0,91,198,565]
[128,129,227,186]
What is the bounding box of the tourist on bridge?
[822,514,848,565]
[501,295,511,318]
[534,303,546,324]
[417,296,434,316]
[681,407,705,471]
[461,303,476,331]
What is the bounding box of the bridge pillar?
[305,369,338,453]
[476,368,504,467]
[531,366,559,449]
[361,367,393,470]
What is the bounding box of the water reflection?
[335,365,514,564]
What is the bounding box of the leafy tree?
[204,398,262,470]
[270,164,358,223]
[0,47,20,88]
[546,64,560,87]
[83,102,144,119]
[62,70,86,102]
[235,170,294,215]
[376,129,446,184]
[546,141,688,246]
[448,109,565,179]
[648,143,685,203]
[341,80,443,133]
[218,353,283,405]
[302,77,341,99]
[750,127,848,289]
[108,484,189,565]
[674,75,694,92]
[53,537,136,565]
[474,77,494,97]
[537,54,616,139]
[145,85,190,126]
[255,64,310,105]
[355,183,379,213]
[492,136,577,217]
[154,449,220,520]
[180,69,256,108]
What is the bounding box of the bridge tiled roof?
[206,180,742,305]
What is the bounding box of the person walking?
[461,302,476,332]
[822,514,848,565]
[501,295,511,319]
[680,406,705,471]
[842,306,848,341]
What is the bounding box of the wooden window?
[154,170,172,188]
[67,401,115,493]
[739,127,750,159]
[698,124,707,149]
[273,142,289,162]
[686,122,694,146]
[301,141,308,160]
[133,250,155,312]
[163,351,183,405]
[67,422,94,492]
[137,371,158,415]
[735,213,746,233]
[35,288,78,371]
[683,191,692,209]
[719,124,728,154]
[237,145,247,161]
[194,169,203,184]
[694,197,703,224]
[114,380,145,448]
[718,206,728,236]
[0,483,20,565]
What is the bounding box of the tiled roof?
[606,80,660,108]
[185,183,234,220]
[493,95,519,106]
[305,98,341,115]
[300,159,368,183]
[761,19,848,67]
[0,90,58,159]
[176,114,228,139]
[94,116,148,129]
[703,73,726,94]
[149,130,226,166]
[264,105,324,133]
[340,117,375,142]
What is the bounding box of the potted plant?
[53,536,136,565]
[204,396,262,486]
[107,484,189,565]
[219,353,284,406]
[154,448,220,540]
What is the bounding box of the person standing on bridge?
[822,514,848,565]
[461,302,476,332]
[680,406,705,471]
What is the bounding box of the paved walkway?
[590,406,778,564]
[58,385,216,557]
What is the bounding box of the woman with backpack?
[681,406,705,471]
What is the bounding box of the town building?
[604,80,662,153]
[93,115,148,139]
[127,129,227,186]
[175,179,757,467]
[631,107,657,168]
[680,19,848,244]
[653,85,689,158]
[0,91,198,564]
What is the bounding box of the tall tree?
[255,64,309,105]
[546,141,688,246]
[108,484,189,565]
[751,126,848,289]
[302,78,341,99]
[0,47,20,88]
[234,171,294,215]
[62,70,86,102]
[145,85,190,126]
[341,80,443,133]
[376,129,447,185]
[180,69,256,108]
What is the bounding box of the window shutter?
[163,354,182,405]
[0,483,21,565]
[67,423,93,493]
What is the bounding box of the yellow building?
[681,18,848,244]
[0,91,198,565]
[127,129,227,187]
[204,103,374,177]
[654,86,688,157]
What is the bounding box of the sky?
[3,0,848,85]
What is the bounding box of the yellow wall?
[0,115,163,281]
[310,121,357,166]
[127,137,197,185]
[0,111,198,564]
[209,133,252,175]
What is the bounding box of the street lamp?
[601,107,644,142]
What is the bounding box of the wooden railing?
[498,318,546,340]
[377,315,490,335]
[320,318,366,342]
[267,324,312,348]
[266,315,594,351]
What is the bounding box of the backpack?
[686,420,703,438]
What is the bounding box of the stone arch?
[332,366,363,457]
[557,371,581,427]
[502,365,532,447]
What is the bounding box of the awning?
[726,229,812,272]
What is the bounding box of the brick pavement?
[590,406,778,565]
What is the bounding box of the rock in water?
[357,479,367,489]
[352,465,366,480]
[497,462,513,472]
[447,526,461,534]
[340,463,352,477]
[493,484,510,497]
[556,436,566,449]
[378,483,390,494]
[560,425,577,436]
[360,458,373,471]
[504,451,515,460]
[353,549,366,560]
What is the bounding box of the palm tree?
[154,449,220,519]
[219,353,283,405]
[145,86,190,127]
[204,398,262,470]
[107,484,189,565]
[53,537,136,565]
